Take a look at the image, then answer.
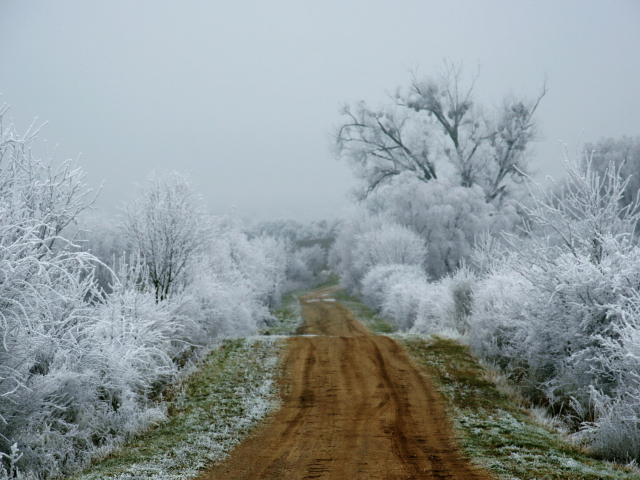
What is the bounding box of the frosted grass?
[73,336,285,480]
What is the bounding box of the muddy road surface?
[199,287,492,479]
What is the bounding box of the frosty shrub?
[400,266,477,336]
[361,264,426,311]
[353,222,427,273]
[579,293,640,462]
[409,279,452,335]
[468,149,640,461]
[363,173,506,278]
[0,213,175,475]
[448,265,477,331]
[330,210,427,295]
[379,268,430,331]
[0,105,295,478]
[179,219,288,337]
[468,264,532,370]
[328,211,397,294]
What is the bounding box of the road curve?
[198,286,493,479]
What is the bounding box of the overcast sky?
[1,1,639,222]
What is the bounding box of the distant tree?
[334,61,546,203]
[353,222,427,273]
[121,171,209,301]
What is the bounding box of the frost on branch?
[468,149,640,462]
[121,170,210,302]
[0,104,319,478]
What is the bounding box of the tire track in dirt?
[198,286,493,479]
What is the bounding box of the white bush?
[121,170,210,301]
[410,266,478,335]
[328,210,393,294]
[0,106,295,477]
[361,264,425,311]
[363,173,503,278]
[329,210,427,295]
[466,150,640,461]
[379,269,430,331]
[581,296,640,462]
[468,265,531,369]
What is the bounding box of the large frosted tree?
[334,62,545,203]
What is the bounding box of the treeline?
[0,105,327,479]
[330,63,640,463]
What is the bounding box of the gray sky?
[1,1,639,221]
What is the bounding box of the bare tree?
[401,63,483,188]
[121,170,209,301]
[334,62,546,203]
[334,102,436,199]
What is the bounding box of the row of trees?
[330,64,640,462]
[0,105,327,478]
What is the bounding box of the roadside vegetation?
[0,104,330,478]
[401,335,640,480]
[330,63,640,463]
[70,289,309,480]
[72,337,285,480]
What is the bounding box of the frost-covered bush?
[575,293,640,462]
[0,228,179,478]
[178,221,286,337]
[0,105,294,478]
[370,266,429,331]
[354,222,426,273]
[410,266,478,335]
[468,265,530,369]
[449,265,477,330]
[363,173,505,278]
[467,150,640,461]
[329,211,394,293]
[361,264,425,311]
[329,210,426,294]
[121,170,210,301]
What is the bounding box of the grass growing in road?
[72,337,285,480]
[332,289,396,334]
[400,335,640,480]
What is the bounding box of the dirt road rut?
[199,287,492,479]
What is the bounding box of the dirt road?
[199,287,492,479]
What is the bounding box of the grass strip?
[399,335,640,480]
[72,336,285,480]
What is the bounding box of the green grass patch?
[399,335,640,480]
[72,336,285,480]
[332,289,396,334]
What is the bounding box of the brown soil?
[198,286,493,479]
